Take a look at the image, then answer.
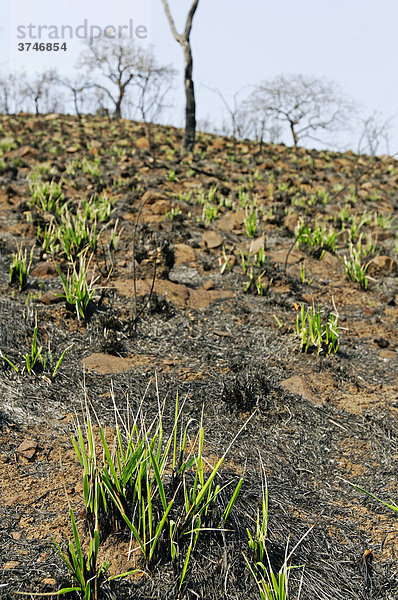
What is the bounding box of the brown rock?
[249,236,265,255]
[284,212,300,233]
[82,353,133,374]
[269,249,304,265]
[82,353,154,375]
[367,255,397,276]
[280,375,317,404]
[150,199,170,215]
[380,350,396,360]
[188,287,234,310]
[31,262,57,278]
[17,438,38,461]
[174,243,196,265]
[155,280,189,306]
[142,189,166,205]
[202,280,215,290]
[218,209,245,232]
[135,136,150,150]
[321,251,340,269]
[2,561,20,570]
[202,230,223,249]
[9,145,40,159]
[40,289,64,305]
[211,138,225,150]
[65,145,80,153]
[41,578,57,586]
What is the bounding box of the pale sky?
[2,0,398,153]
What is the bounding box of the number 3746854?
[18,42,67,52]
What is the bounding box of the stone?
[31,262,57,278]
[202,230,223,249]
[17,438,38,461]
[174,243,196,265]
[40,290,64,305]
[284,212,300,233]
[211,138,225,150]
[81,353,154,375]
[150,199,170,215]
[9,145,40,159]
[142,189,166,205]
[368,255,397,276]
[135,136,150,150]
[218,209,245,232]
[249,235,265,255]
[188,287,234,310]
[269,249,304,265]
[168,266,200,286]
[280,375,317,404]
[65,145,80,153]
[2,561,20,570]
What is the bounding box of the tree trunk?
[182,41,196,152]
[289,121,298,146]
[161,0,200,153]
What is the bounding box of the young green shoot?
[296,299,339,355]
[9,245,34,291]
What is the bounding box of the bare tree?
[77,38,147,119]
[55,76,95,121]
[249,74,354,147]
[0,72,26,114]
[357,111,393,156]
[203,86,252,143]
[160,0,200,152]
[243,90,283,150]
[22,69,61,114]
[131,52,176,151]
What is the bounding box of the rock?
[284,212,300,233]
[142,189,166,205]
[65,145,80,153]
[2,561,20,570]
[269,249,304,265]
[44,113,59,121]
[82,353,154,375]
[188,287,233,310]
[321,251,340,269]
[40,289,64,305]
[174,243,196,265]
[41,578,57,586]
[9,145,40,159]
[202,230,223,249]
[202,280,215,290]
[211,138,225,150]
[169,266,200,286]
[31,262,57,278]
[150,199,169,215]
[280,376,317,404]
[113,278,232,310]
[16,438,38,461]
[155,280,189,306]
[218,209,245,232]
[135,136,150,150]
[367,255,397,276]
[249,235,265,255]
